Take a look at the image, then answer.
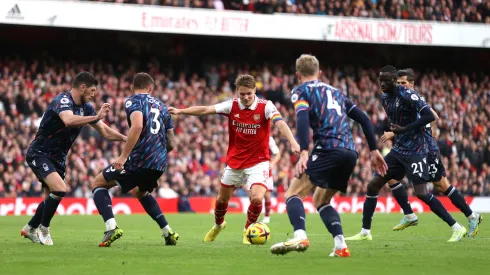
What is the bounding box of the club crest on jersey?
[291,93,299,103]
[60,97,69,104]
[125,101,132,108]
[79,108,84,116]
[254,114,261,121]
[43,163,49,171]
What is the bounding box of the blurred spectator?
[0,55,489,199]
[83,0,490,23]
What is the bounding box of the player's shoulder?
[56,92,73,103]
[125,94,142,108]
[257,98,269,105]
[398,86,423,102]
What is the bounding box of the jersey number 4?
[150,108,161,134]
[326,90,342,116]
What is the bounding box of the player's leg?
[22,187,49,243]
[312,148,356,257]
[412,183,466,242]
[429,152,482,237]
[91,171,123,247]
[261,190,272,224]
[314,188,350,257]
[35,172,66,246]
[23,157,66,245]
[203,184,235,242]
[203,166,240,242]
[241,162,270,244]
[135,188,179,245]
[388,179,418,231]
[346,152,405,241]
[433,177,481,237]
[345,176,386,241]
[246,184,267,229]
[270,174,314,255]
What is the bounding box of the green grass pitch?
[0,213,487,275]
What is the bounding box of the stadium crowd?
[84,0,490,23]
[0,58,489,199]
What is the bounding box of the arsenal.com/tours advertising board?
[1,0,490,48]
[1,197,490,216]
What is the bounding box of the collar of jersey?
[67,92,82,107]
[238,96,258,110]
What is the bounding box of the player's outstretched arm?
[59,103,111,128]
[168,106,216,116]
[113,111,143,170]
[90,121,127,142]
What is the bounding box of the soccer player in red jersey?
[169,74,300,244]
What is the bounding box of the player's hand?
[168,107,181,115]
[381,131,395,143]
[295,151,308,177]
[390,124,407,134]
[96,103,111,120]
[370,150,388,176]
[113,156,127,170]
[291,141,301,155]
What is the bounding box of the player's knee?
[50,191,66,200]
[433,179,450,193]
[387,179,398,187]
[135,190,148,200]
[413,184,428,200]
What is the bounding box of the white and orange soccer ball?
[246,222,271,244]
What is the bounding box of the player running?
[259,136,280,224]
[168,74,300,244]
[21,72,126,245]
[381,68,482,235]
[346,66,467,243]
[270,54,388,257]
[90,73,179,247]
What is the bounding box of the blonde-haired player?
[169,74,300,244]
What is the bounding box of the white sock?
[334,235,347,250]
[361,228,371,235]
[405,213,417,220]
[105,218,117,231]
[162,225,171,237]
[214,223,224,229]
[451,223,462,231]
[294,229,307,240]
[467,212,476,220]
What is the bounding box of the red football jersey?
[214,97,283,169]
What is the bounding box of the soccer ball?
[246,222,271,244]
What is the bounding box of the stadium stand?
[84,0,490,23]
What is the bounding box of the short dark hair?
[380,65,397,73]
[72,71,98,88]
[398,68,415,82]
[132,72,154,90]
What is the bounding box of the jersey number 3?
[150,108,161,134]
[326,90,342,116]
